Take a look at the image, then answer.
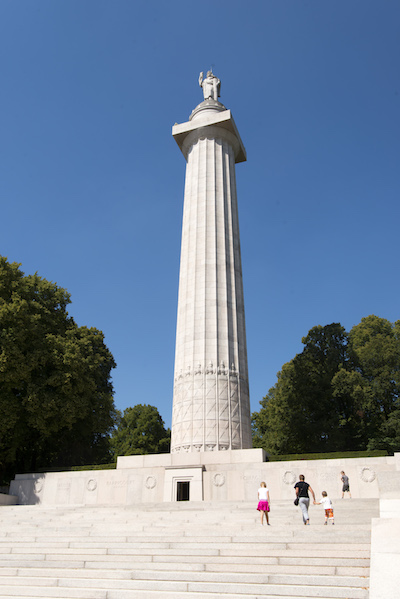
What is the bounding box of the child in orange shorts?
[314,491,334,525]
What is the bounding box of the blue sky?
[1,1,399,429]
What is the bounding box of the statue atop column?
[199,70,221,101]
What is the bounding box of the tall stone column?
[171,74,252,453]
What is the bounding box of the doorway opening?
[177,481,190,501]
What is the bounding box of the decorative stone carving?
[206,444,216,451]
[194,363,202,375]
[282,470,296,485]
[206,361,215,375]
[145,475,157,489]
[218,361,228,375]
[106,480,127,488]
[182,445,190,453]
[199,70,221,101]
[360,467,376,483]
[229,363,237,377]
[213,473,225,487]
[193,444,203,452]
[57,482,70,490]
[86,479,97,492]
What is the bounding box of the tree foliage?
[0,257,116,482]
[252,316,400,454]
[346,316,400,451]
[110,404,170,458]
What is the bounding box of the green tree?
[252,362,303,454]
[252,323,364,454]
[110,404,170,458]
[346,315,400,451]
[253,316,400,455]
[0,257,116,482]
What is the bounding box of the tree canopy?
[252,316,400,455]
[110,404,170,458]
[0,257,116,482]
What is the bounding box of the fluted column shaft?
[171,109,251,453]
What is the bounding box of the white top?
[258,487,269,501]
[319,496,333,509]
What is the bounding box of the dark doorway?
[177,481,190,501]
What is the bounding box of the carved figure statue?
[199,70,221,101]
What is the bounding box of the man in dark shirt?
[294,474,316,525]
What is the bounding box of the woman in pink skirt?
[257,481,270,525]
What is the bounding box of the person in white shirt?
[314,491,334,525]
[257,481,270,525]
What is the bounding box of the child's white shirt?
[258,487,269,500]
[319,496,332,509]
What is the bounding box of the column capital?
[172,109,246,164]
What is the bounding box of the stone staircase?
[0,499,378,599]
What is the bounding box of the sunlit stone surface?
[171,74,252,453]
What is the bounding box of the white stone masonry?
[171,95,252,453]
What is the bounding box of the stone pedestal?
[171,99,251,454]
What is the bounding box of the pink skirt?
[257,500,269,512]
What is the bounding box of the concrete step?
[0,563,370,576]
[0,581,369,599]
[0,545,372,560]
[0,595,368,599]
[0,498,378,512]
[0,572,369,586]
[0,500,374,599]
[0,556,369,571]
